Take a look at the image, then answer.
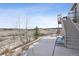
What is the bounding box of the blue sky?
[0,3,73,29]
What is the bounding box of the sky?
[0,3,73,29]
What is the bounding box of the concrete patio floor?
[21,36,79,56]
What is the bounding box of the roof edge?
[71,3,77,11]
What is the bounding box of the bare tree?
[18,16,24,44]
[25,16,29,43]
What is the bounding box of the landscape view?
[0,3,79,56]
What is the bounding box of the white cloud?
[0,4,64,29]
[28,15,58,29]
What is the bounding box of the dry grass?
[3,48,14,56]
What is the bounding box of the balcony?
[68,12,79,23]
[58,19,61,24]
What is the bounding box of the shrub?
[34,26,40,39]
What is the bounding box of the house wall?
[75,4,79,30]
[77,4,79,12]
[70,4,79,30]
